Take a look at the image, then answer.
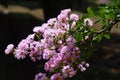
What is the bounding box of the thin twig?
[94,19,120,34]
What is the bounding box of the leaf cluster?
[71,0,120,60]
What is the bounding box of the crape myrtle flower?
[5,9,90,80]
[5,44,14,54]
[50,73,63,80]
[62,65,76,78]
[84,18,93,27]
[35,73,47,80]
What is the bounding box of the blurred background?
[0,0,120,80]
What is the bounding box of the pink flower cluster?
[84,18,93,27]
[5,9,91,80]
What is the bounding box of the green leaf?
[103,33,110,39]
[90,27,96,32]
[74,32,83,42]
[93,34,103,42]
[105,14,111,19]
[97,34,103,42]
[75,20,82,29]
[98,7,106,17]
[87,7,95,15]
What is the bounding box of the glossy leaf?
[87,7,95,15]
[103,33,110,39]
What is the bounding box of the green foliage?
[71,0,120,61]
[87,7,96,16]
[103,32,110,39]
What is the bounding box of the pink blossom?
[71,21,77,28]
[47,18,57,26]
[44,54,63,72]
[78,61,89,72]
[33,24,48,33]
[85,63,90,67]
[43,29,56,38]
[78,64,86,72]
[14,49,27,60]
[62,65,76,78]
[43,49,56,60]
[57,14,69,23]
[5,9,90,80]
[29,41,42,61]
[44,60,55,72]
[61,9,71,15]
[35,73,47,80]
[26,34,35,43]
[84,18,93,27]
[33,26,41,33]
[17,39,29,50]
[57,9,71,24]
[52,54,63,67]
[13,39,30,60]
[50,73,63,80]
[5,44,14,54]
[66,36,76,48]
[70,14,79,21]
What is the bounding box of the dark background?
[0,0,120,80]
